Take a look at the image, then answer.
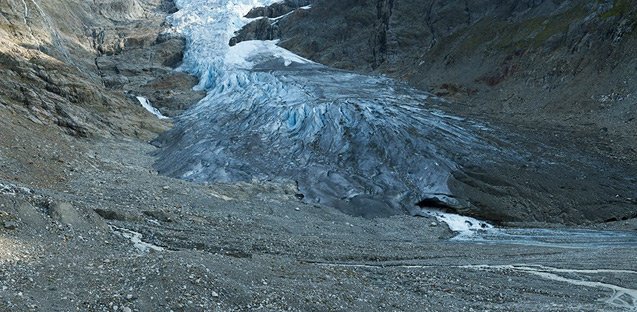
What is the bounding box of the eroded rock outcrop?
[0,0,204,189]
[229,0,313,45]
[0,0,203,138]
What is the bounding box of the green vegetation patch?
[498,6,589,51]
[599,0,637,20]
[446,4,596,54]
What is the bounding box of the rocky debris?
[0,136,635,311]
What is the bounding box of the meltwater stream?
[152,0,637,247]
[429,210,637,247]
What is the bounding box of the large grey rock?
[49,201,108,231]
[49,202,81,225]
[14,201,47,230]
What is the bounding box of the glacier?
[152,0,509,218]
[151,0,637,239]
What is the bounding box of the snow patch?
[136,96,168,119]
[226,40,314,69]
[111,225,164,253]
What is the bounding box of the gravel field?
[1,136,636,311]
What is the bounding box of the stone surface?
[48,201,108,231]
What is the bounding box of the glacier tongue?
[156,0,499,217]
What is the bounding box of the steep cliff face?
[0,0,205,188]
[0,0,201,138]
[236,0,637,163]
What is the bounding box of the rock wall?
[0,0,203,139]
[0,0,206,190]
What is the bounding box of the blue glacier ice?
[152,0,506,218]
[151,0,637,234]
